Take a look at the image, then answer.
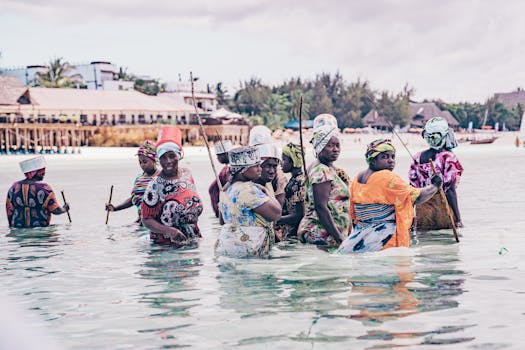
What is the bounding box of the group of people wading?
[5,114,463,258]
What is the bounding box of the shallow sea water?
[1,137,525,350]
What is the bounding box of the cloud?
[3,0,525,101]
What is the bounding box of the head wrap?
[228,146,261,175]
[365,139,396,164]
[255,144,281,161]
[423,117,458,150]
[310,125,340,157]
[249,125,272,146]
[157,142,183,160]
[19,156,46,179]
[136,140,156,161]
[282,143,303,168]
[313,114,338,129]
[214,140,233,155]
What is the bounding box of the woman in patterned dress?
[409,117,464,227]
[141,140,203,247]
[338,139,442,253]
[297,125,350,247]
[215,146,282,258]
[275,143,305,241]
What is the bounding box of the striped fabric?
[353,203,395,224]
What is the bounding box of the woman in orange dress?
[338,139,441,253]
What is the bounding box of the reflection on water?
[1,147,525,349]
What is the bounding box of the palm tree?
[35,58,83,88]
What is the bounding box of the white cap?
[256,144,281,160]
[214,140,233,155]
[249,125,272,146]
[19,156,46,174]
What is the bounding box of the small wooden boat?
[415,194,456,230]
[470,136,498,144]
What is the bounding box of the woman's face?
[242,164,262,180]
[318,137,340,163]
[282,154,293,173]
[159,151,179,175]
[138,155,156,173]
[370,150,396,171]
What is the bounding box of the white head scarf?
[423,117,457,150]
[310,125,340,157]
[157,142,183,160]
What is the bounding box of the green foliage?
[134,78,163,96]
[34,58,83,88]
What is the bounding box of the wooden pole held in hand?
[298,96,309,182]
[105,185,114,225]
[61,190,72,223]
[430,160,460,243]
[190,72,223,192]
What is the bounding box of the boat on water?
[470,136,498,144]
[415,194,455,230]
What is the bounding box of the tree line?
[221,74,524,130]
[16,57,524,130]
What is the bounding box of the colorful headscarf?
[365,139,396,164]
[310,125,340,157]
[24,168,46,180]
[157,142,183,160]
[136,140,156,161]
[282,143,303,168]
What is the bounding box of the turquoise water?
[1,142,525,349]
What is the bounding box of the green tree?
[260,93,292,129]
[35,58,83,88]
[134,78,164,96]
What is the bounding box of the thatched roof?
[362,102,459,129]
[409,102,459,127]
[0,76,27,105]
[25,88,199,113]
[494,90,525,109]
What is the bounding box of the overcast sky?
[1,0,525,102]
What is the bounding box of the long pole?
[105,185,114,225]
[298,96,309,180]
[190,72,223,192]
[364,94,415,160]
[430,160,460,242]
[61,191,72,223]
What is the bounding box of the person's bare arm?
[277,201,304,226]
[414,174,442,205]
[445,182,462,225]
[142,218,188,244]
[106,197,133,212]
[313,181,344,244]
[254,197,282,222]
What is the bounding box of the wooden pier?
[0,123,249,154]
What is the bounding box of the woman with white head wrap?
[249,125,287,206]
[141,129,203,247]
[297,123,350,247]
[408,117,464,228]
[215,146,282,258]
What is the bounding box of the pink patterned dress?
[408,151,463,192]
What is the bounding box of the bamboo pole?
[105,185,114,225]
[189,72,223,192]
[298,96,309,181]
[429,160,460,242]
[61,191,72,223]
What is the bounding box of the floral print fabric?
[409,150,463,192]
[298,162,350,246]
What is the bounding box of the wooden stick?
[190,72,223,192]
[60,190,72,223]
[298,96,309,181]
[105,185,113,225]
[429,160,460,242]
